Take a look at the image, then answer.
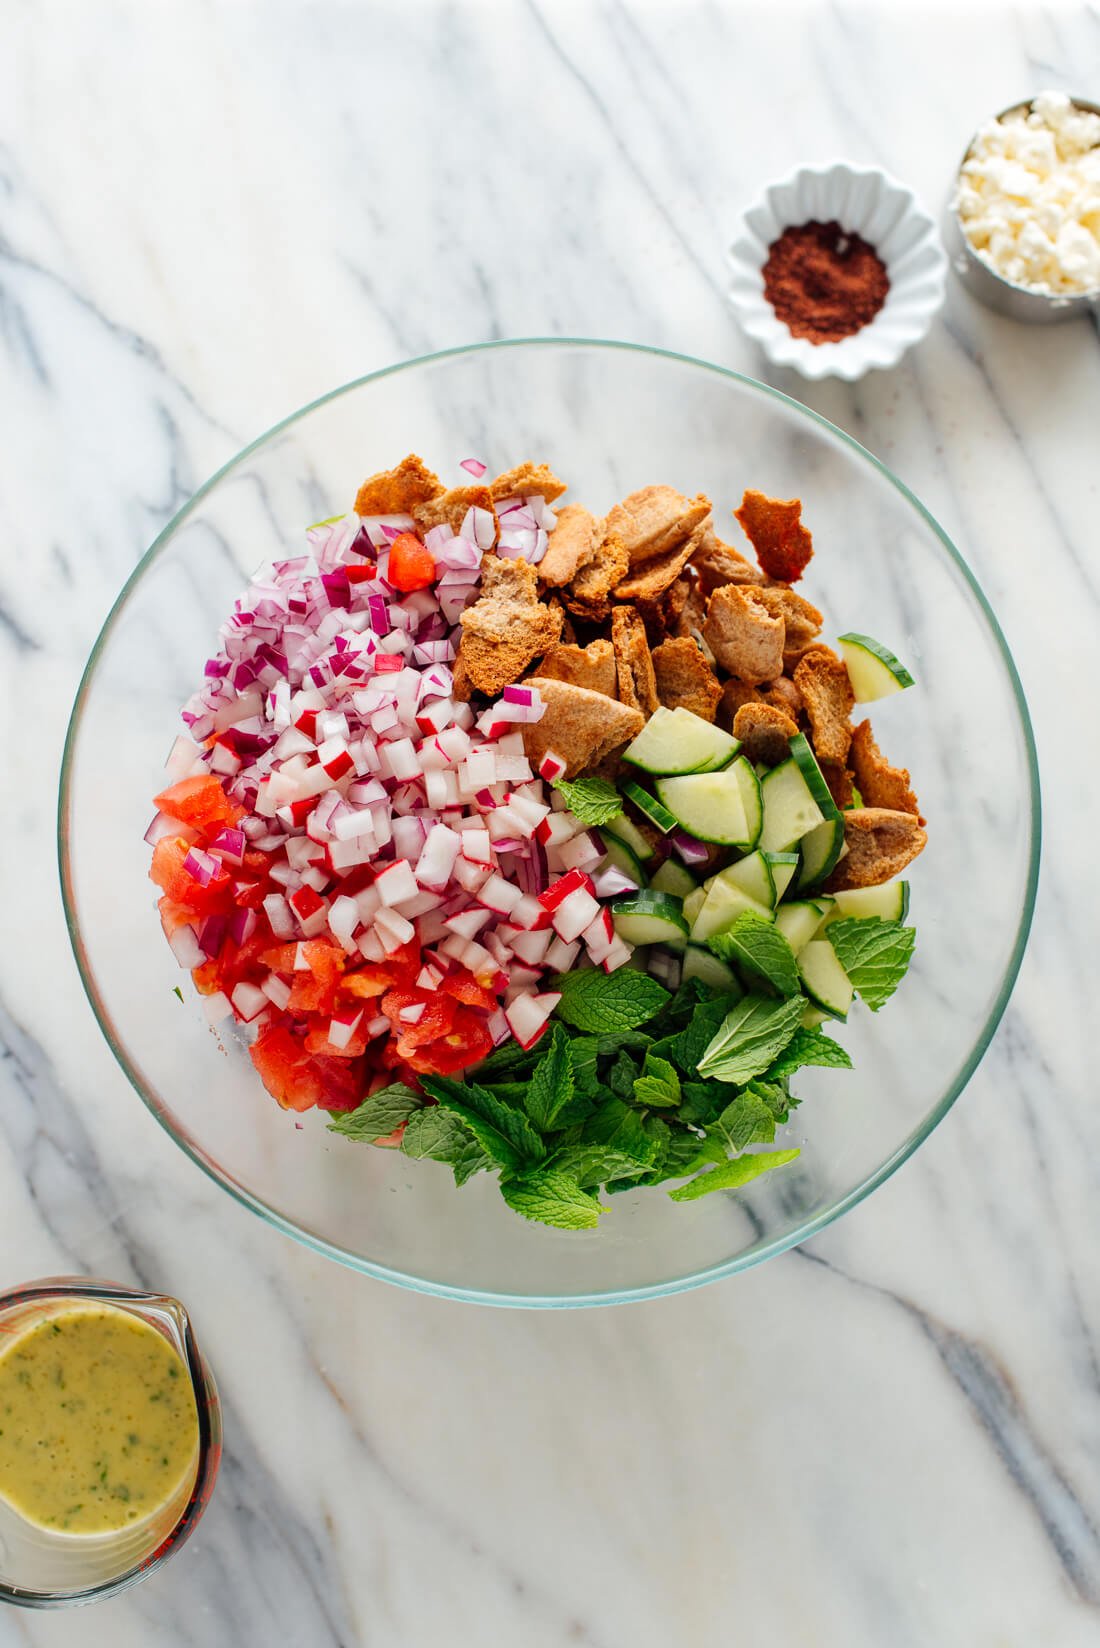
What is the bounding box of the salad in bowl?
[147,451,925,1231]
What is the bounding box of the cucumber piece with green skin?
[731,757,763,851]
[682,886,707,928]
[649,859,699,899]
[690,879,774,943]
[599,834,647,887]
[655,768,751,847]
[622,780,679,835]
[714,850,775,908]
[796,815,846,891]
[623,706,741,776]
[775,900,829,956]
[763,852,800,903]
[823,881,911,923]
[801,1003,829,1029]
[602,814,656,863]
[788,733,841,823]
[612,891,689,950]
[838,633,915,703]
[798,940,854,1018]
[682,945,741,992]
[759,759,826,853]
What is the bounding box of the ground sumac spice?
[763,220,889,343]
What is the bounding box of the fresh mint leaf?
[678,1078,739,1127]
[608,1050,641,1101]
[747,1076,796,1124]
[567,1036,602,1098]
[500,1171,604,1230]
[582,1098,661,1167]
[633,1054,681,1109]
[401,1106,490,1189]
[826,919,916,1011]
[766,1026,853,1081]
[709,913,801,998]
[474,1040,540,1081]
[553,969,669,1034]
[549,1143,654,1190]
[525,1027,574,1132]
[697,994,805,1085]
[707,1090,777,1152]
[327,1081,422,1142]
[593,1030,653,1057]
[669,1148,801,1202]
[421,1076,545,1173]
[172,986,184,1002]
[651,996,731,1074]
[552,776,623,828]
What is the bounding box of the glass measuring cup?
[0,1277,220,1607]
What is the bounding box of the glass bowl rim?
[56,336,1042,1310]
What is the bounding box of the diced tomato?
[386,532,436,592]
[402,1008,493,1076]
[158,894,197,937]
[287,940,346,1014]
[261,943,300,974]
[150,836,234,914]
[304,1016,371,1060]
[310,1055,368,1112]
[191,958,220,995]
[346,562,376,584]
[441,970,498,1012]
[339,967,392,1001]
[393,995,458,1057]
[154,774,245,833]
[250,1025,323,1112]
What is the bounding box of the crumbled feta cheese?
[954,91,1100,294]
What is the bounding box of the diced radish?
[601,939,634,973]
[358,928,387,962]
[231,981,269,1022]
[167,924,204,968]
[453,856,491,894]
[551,887,601,944]
[289,884,328,937]
[203,991,234,1027]
[415,824,463,889]
[476,873,524,915]
[509,893,552,931]
[317,736,354,779]
[508,791,550,832]
[380,737,420,782]
[461,828,493,864]
[537,749,568,782]
[327,1009,364,1050]
[535,811,579,849]
[261,973,293,1011]
[538,867,588,912]
[374,907,415,952]
[544,935,580,972]
[328,894,360,948]
[487,1007,511,1046]
[444,908,492,940]
[509,927,553,967]
[555,831,604,871]
[375,860,418,907]
[504,991,561,1050]
[263,892,296,939]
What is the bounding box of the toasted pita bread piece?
[606,486,712,566]
[535,639,617,698]
[690,527,763,595]
[354,453,442,517]
[849,720,922,819]
[538,504,603,588]
[562,531,630,622]
[732,702,799,766]
[819,759,854,810]
[456,556,563,696]
[716,678,762,731]
[824,808,927,891]
[752,586,823,647]
[651,637,722,722]
[611,606,659,717]
[703,584,785,683]
[614,518,710,604]
[521,679,644,779]
[734,489,814,583]
[489,461,568,504]
[794,646,855,764]
[763,676,803,719]
[412,484,497,542]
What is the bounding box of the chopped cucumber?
[623,706,741,776]
[764,852,800,902]
[602,814,656,863]
[774,900,829,956]
[824,881,911,923]
[622,779,678,835]
[650,859,699,899]
[789,733,841,823]
[599,834,647,887]
[796,815,846,891]
[682,886,707,928]
[759,759,826,853]
[690,879,773,943]
[731,757,763,851]
[612,891,689,950]
[838,633,914,703]
[714,850,775,909]
[801,1004,828,1029]
[682,945,741,992]
[798,940,854,1018]
[655,768,752,847]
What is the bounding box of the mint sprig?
[709,913,801,998]
[826,918,916,1011]
[524,1027,574,1132]
[500,1171,605,1230]
[551,776,623,828]
[553,969,669,1034]
[668,1148,800,1202]
[697,995,805,1085]
[327,1081,422,1141]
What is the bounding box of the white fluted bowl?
[728,163,948,380]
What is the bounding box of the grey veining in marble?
[2,2,1100,1643]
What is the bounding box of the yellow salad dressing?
[0,1305,199,1535]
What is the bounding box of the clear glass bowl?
[58,340,1040,1308]
[0,1278,220,1608]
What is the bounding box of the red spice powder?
[763,220,889,343]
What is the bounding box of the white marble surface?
[1,1,1098,1641]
